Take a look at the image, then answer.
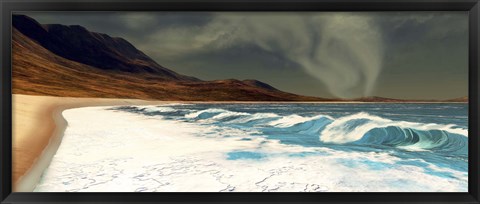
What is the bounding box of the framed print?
[1,0,479,203]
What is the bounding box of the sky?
[19,12,468,100]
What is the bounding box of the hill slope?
[13,15,197,81]
[12,15,327,101]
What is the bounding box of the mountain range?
[12,15,467,102]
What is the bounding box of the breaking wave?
[319,113,467,155]
[121,106,468,155]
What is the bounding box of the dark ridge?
[12,14,197,81]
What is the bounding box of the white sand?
[13,94,166,192]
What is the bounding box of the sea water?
[34,103,468,192]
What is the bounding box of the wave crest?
[319,112,467,154]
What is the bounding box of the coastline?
[12,94,467,191]
[12,94,165,192]
[31,99,468,192]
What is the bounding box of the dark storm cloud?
[373,12,468,99]
[22,12,214,43]
[19,12,468,99]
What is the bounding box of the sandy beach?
[12,94,167,192]
[11,94,392,191]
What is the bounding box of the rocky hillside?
[12,15,328,101]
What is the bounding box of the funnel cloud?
[203,14,385,98]
[245,14,385,98]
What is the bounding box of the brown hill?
[241,79,279,91]
[446,96,468,102]
[353,96,409,102]
[12,15,327,101]
[13,15,197,81]
[353,96,469,103]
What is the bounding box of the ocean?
[34,103,468,192]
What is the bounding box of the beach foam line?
[14,104,68,192]
[12,94,168,192]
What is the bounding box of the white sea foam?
[135,106,177,113]
[34,106,467,192]
[211,111,250,120]
[227,113,280,124]
[185,108,226,119]
[268,114,333,128]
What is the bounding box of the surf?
[35,103,468,192]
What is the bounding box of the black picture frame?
[1,0,479,203]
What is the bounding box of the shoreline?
[12,94,166,192]
[30,97,468,192]
[12,94,467,191]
